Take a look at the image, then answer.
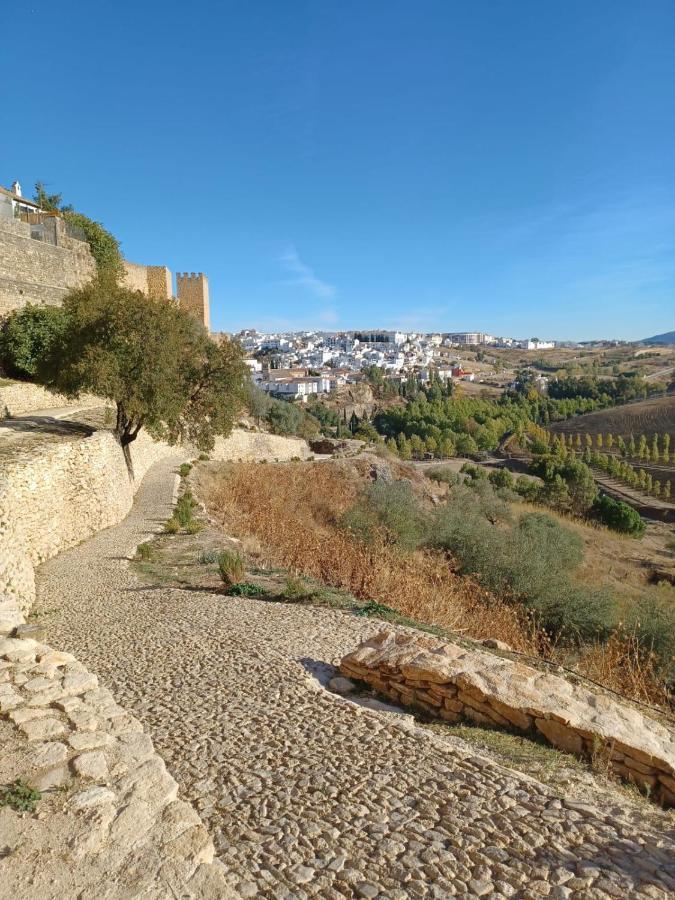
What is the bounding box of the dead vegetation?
[197,459,672,709]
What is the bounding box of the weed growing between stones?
[164,517,180,535]
[0,780,41,813]
[179,463,192,478]
[137,542,155,561]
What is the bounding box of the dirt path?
[34,457,675,899]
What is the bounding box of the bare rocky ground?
[33,456,675,898]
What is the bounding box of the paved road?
[35,457,675,899]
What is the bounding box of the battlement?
[176,271,210,330]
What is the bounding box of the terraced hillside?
[549,395,675,441]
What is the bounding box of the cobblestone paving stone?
[35,457,675,898]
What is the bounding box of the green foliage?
[264,394,320,439]
[488,468,515,490]
[340,481,429,551]
[281,575,314,601]
[164,517,180,534]
[175,491,197,529]
[32,280,247,467]
[63,210,124,280]
[218,550,245,585]
[179,463,192,478]
[530,455,597,513]
[33,181,123,280]
[0,780,41,813]
[431,491,615,642]
[591,495,646,537]
[185,520,203,534]
[0,304,66,378]
[227,581,268,597]
[355,599,398,619]
[137,542,155,561]
[426,466,461,486]
[198,549,219,564]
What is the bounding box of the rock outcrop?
[341,629,675,806]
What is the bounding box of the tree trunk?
[115,402,143,480]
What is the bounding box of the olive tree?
[36,279,248,475]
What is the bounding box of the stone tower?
[176,272,210,330]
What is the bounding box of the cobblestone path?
[35,457,675,899]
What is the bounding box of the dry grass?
[574,631,671,710]
[199,461,537,653]
[198,460,671,709]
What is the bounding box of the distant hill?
[642,331,675,345]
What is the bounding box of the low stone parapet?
[0,380,104,418]
[0,634,233,897]
[340,629,675,806]
[211,427,311,462]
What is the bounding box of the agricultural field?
[549,395,675,442]
[486,345,675,382]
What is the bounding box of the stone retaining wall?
[0,637,233,897]
[0,380,104,418]
[0,429,171,621]
[341,629,675,806]
[0,430,232,896]
[211,427,312,462]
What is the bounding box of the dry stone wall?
[0,635,233,898]
[0,380,104,418]
[0,428,232,896]
[0,429,170,620]
[211,427,312,462]
[341,629,675,807]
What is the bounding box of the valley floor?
[34,456,674,899]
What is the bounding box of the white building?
[525,339,554,350]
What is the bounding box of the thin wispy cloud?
[277,244,337,300]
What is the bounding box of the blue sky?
[2,1,674,340]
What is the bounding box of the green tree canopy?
[34,279,248,473]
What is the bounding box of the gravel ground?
[35,457,675,899]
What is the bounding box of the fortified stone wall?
[177,272,210,330]
[123,261,173,300]
[0,429,172,619]
[0,216,96,316]
[211,427,312,462]
[341,630,675,807]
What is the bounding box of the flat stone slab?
[341,629,675,806]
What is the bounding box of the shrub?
[426,466,460,486]
[0,780,41,812]
[0,304,66,379]
[198,549,219,564]
[198,453,210,461]
[179,463,192,478]
[281,575,313,601]
[227,582,268,597]
[175,492,197,529]
[218,550,245,585]
[164,517,180,534]
[592,495,646,537]
[433,500,615,642]
[515,477,541,503]
[137,542,155,561]
[488,468,515,490]
[186,520,203,534]
[341,481,430,551]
